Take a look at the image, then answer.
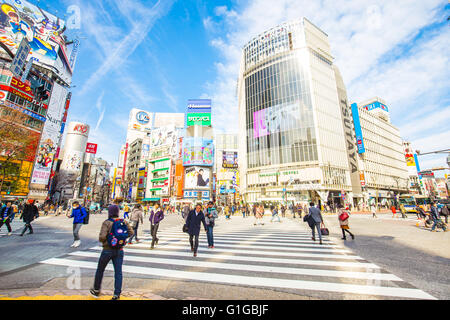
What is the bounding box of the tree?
[0,109,39,198]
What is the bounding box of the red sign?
[86,143,98,154]
[10,77,34,97]
[73,124,88,135]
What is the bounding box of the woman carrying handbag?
[339,207,355,240]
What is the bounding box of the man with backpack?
[67,201,88,248]
[204,201,218,248]
[0,201,14,235]
[90,204,133,300]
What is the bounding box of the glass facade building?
[238,18,353,204]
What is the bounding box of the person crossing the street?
[306,202,324,245]
[67,201,87,248]
[204,201,218,248]
[149,203,164,249]
[123,203,130,220]
[400,204,408,219]
[0,201,14,235]
[186,203,207,257]
[371,203,378,218]
[440,204,449,224]
[430,202,447,232]
[339,207,355,240]
[128,204,143,244]
[19,199,39,236]
[90,204,134,300]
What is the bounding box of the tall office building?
[238,18,352,205]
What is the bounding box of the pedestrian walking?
[241,204,246,218]
[90,204,134,300]
[67,201,87,248]
[19,199,39,236]
[149,203,164,249]
[224,205,231,220]
[204,201,218,248]
[416,205,427,220]
[371,203,378,218]
[440,204,449,224]
[123,203,130,220]
[270,205,281,222]
[339,207,355,240]
[430,202,447,232]
[0,201,14,235]
[305,202,324,244]
[400,204,407,219]
[391,205,397,218]
[128,204,144,244]
[185,203,207,257]
[231,204,236,216]
[281,205,286,218]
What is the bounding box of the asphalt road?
[0,211,447,300]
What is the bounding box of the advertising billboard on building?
[174,160,184,197]
[149,125,178,155]
[61,150,83,172]
[187,99,211,113]
[30,83,67,185]
[222,151,238,169]
[405,153,415,167]
[182,138,214,166]
[362,101,389,112]
[85,143,98,154]
[253,103,298,138]
[351,103,365,154]
[186,113,211,127]
[184,166,210,189]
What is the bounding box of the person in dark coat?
[0,201,14,235]
[149,203,164,249]
[185,203,207,257]
[305,202,324,244]
[20,199,39,236]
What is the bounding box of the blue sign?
[361,101,389,112]
[187,99,211,114]
[351,103,365,154]
[87,187,91,192]
[414,153,421,173]
[136,111,150,124]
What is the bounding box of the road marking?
[69,251,401,281]
[40,258,436,300]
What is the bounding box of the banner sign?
[187,99,211,113]
[85,143,98,154]
[351,103,365,154]
[182,138,214,166]
[362,101,389,112]
[222,151,238,168]
[9,38,31,79]
[186,113,211,127]
[184,166,211,189]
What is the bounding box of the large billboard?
[186,113,211,127]
[351,103,365,154]
[222,151,238,169]
[187,99,211,113]
[0,0,71,82]
[182,137,214,166]
[253,103,297,138]
[30,83,67,185]
[184,166,210,189]
[362,101,389,113]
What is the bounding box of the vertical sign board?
[351,103,365,154]
[9,38,31,79]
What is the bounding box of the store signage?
[85,143,98,154]
[222,151,238,169]
[362,101,389,112]
[73,124,88,135]
[186,113,211,127]
[259,170,299,178]
[136,111,150,124]
[187,99,211,113]
[351,103,365,154]
[9,38,31,79]
[2,100,46,122]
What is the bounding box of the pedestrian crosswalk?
[39,218,436,300]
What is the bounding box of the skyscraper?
[238,18,353,205]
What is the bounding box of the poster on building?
[182,138,214,167]
[30,83,67,185]
[253,103,297,138]
[405,153,415,167]
[150,125,179,155]
[61,150,83,172]
[184,166,210,189]
[222,151,238,168]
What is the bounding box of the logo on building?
[136,111,150,124]
[73,124,88,134]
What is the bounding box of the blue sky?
[41,0,449,175]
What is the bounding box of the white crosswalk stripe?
[39,217,436,300]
